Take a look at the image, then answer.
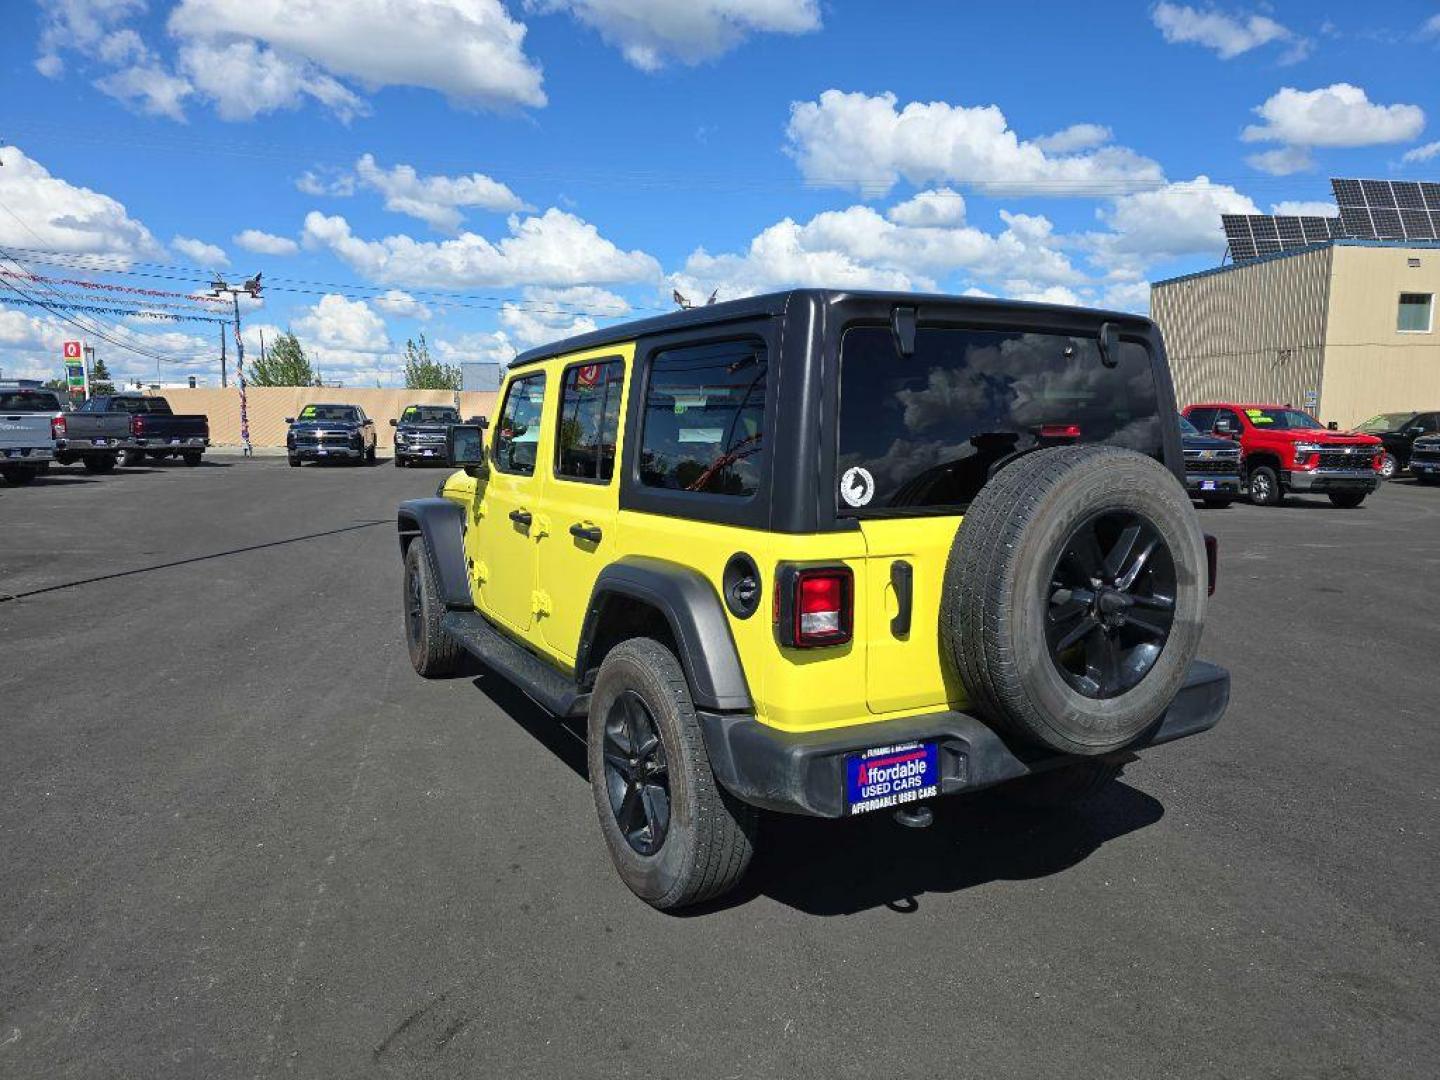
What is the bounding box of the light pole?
[209,273,262,456]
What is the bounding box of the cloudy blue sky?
[1,1,1437,387]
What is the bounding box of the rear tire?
[1327,492,1367,508]
[996,759,1124,809]
[82,454,115,474]
[943,445,1208,757]
[116,447,145,468]
[588,638,756,910]
[1,466,37,486]
[1247,465,1282,506]
[402,540,462,678]
[182,452,202,467]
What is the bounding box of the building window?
[1398,293,1433,333]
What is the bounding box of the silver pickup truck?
[0,387,60,485]
[51,402,134,472]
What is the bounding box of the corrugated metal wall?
[1151,246,1332,411]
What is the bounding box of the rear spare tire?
[942,445,1207,757]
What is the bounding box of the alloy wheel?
[1046,510,1177,699]
[1379,453,1397,480]
[602,690,671,855]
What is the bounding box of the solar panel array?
[1222,214,1343,262]
[1330,178,1440,242]
[1222,178,1440,262]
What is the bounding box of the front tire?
[1378,453,1398,480]
[1328,492,1367,508]
[1247,465,1282,506]
[588,638,756,910]
[402,540,461,678]
[288,455,301,468]
[1417,474,1440,487]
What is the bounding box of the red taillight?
[1039,423,1082,439]
[776,566,853,648]
[130,415,145,437]
[51,415,66,439]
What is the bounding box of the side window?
[554,358,625,482]
[1420,414,1440,432]
[639,340,767,497]
[1187,407,1215,430]
[1219,409,1244,430]
[492,373,547,476]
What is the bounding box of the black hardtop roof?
[509,288,1154,369]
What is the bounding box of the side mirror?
[447,423,489,477]
[1214,420,1237,437]
[284,417,294,424]
[389,418,398,427]
[1405,425,1424,436]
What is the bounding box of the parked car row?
[283,402,463,468]
[1,386,209,485]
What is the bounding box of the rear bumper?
[700,660,1230,818]
[1,446,54,463]
[135,436,208,450]
[1286,468,1379,493]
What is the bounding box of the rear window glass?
[837,326,1161,515]
[0,392,61,412]
[638,341,766,497]
[555,359,624,482]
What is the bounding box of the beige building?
[1151,240,1440,428]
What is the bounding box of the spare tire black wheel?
[943,445,1208,757]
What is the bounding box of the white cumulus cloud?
[0,145,160,262]
[1243,83,1426,148]
[1401,141,1440,163]
[372,289,432,320]
[527,0,819,70]
[1270,200,1338,217]
[301,208,661,289]
[1089,176,1259,273]
[1151,3,1309,62]
[784,90,1164,197]
[233,229,300,256]
[354,154,528,232]
[172,236,229,267]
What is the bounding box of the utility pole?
[219,323,227,388]
[209,273,262,456]
[83,344,95,399]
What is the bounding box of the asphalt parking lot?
[2,457,1438,1079]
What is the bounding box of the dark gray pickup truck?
[65,394,210,467]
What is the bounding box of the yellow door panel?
[537,349,630,661]
[856,517,967,714]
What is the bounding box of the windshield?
[400,406,459,424]
[1177,415,1200,436]
[838,326,1162,514]
[298,405,359,422]
[0,391,62,412]
[1357,412,1415,433]
[1244,408,1322,430]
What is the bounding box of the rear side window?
[638,341,766,497]
[555,358,624,482]
[837,326,1162,515]
[493,373,547,476]
[0,392,61,412]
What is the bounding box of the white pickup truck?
[0,386,61,486]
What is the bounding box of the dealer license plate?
[1200,480,1216,491]
[94,437,111,446]
[845,741,939,815]
[422,449,435,457]
[317,449,327,456]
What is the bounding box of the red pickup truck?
[1183,403,1382,508]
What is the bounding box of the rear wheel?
[943,445,1208,757]
[588,638,756,910]
[402,540,461,678]
[1,466,37,486]
[182,451,202,467]
[1247,465,1282,506]
[81,454,115,474]
[116,447,145,468]
[1328,491,1367,508]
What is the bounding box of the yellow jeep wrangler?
[397,290,1228,910]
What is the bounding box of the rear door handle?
[890,560,913,637]
[509,509,532,528]
[569,523,603,543]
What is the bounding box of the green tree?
[249,330,315,387]
[403,334,461,390]
[89,356,116,395]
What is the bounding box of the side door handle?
[509,509,532,529]
[569,523,603,543]
[890,560,913,637]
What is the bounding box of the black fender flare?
[576,556,752,712]
[396,498,472,610]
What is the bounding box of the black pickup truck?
[390,403,460,467]
[1356,410,1440,479]
[66,394,210,467]
[285,403,377,466]
[1179,413,1242,507]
